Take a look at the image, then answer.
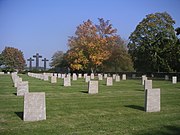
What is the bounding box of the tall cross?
[33,53,42,69]
[27,57,34,71]
[42,58,49,71]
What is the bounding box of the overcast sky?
[0,0,179,68]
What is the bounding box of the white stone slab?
[145,89,160,112]
[144,80,152,90]
[106,77,113,86]
[172,76,177,84]
[88,81,98,94]
[17,81,29,96]
[24,92,46,121]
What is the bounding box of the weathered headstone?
[145,89,160,112]
[142,75,147,85]
[115,75,120,82]
[43,74,49,81]
[84,73,87,78]
[24,92,46,121]
[51,76,57,83]
[0,72,4,75]
[113,74,116,79]
[165,75,169,80]
[85,76,90,82]
[61,74,65,79]
[64,77,71,86]
[144,80,152,90]
[122,74,126,80]
[104,74,107,79]
[106,77,113,86]
[88,81,98,94]
[78,74,82,78]
[58,73,61,78]
[98,74,103,80]
[17,81,29,96]
[172,76,177,84]
[72,73,77,81]
[90,73,94,79]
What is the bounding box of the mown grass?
[0,74,180,135]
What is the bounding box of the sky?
[0,0,180,68]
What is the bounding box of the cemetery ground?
[0,74,180,135]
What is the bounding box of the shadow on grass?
[13,93,17,96]
[134,125,180,135]
[80,90,88,93]
[15,112,23,120]
[124,105,144,111]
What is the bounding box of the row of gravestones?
[10,72,179,121]
[11,72,46,121]
[0,72,10,74]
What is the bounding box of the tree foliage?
[128,12,178,72]
[66,18,133,72]
[50,51,68,72]
[1,47,26,71]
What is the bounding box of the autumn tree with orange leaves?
[66,18,133,72]
[1,47,26,71]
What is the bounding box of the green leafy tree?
[128,12,177,72]
[66,18,133,72]
[50,51,68,72]
[1,47,26,71]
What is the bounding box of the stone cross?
[33,53,42,69]
[27,57,34,70]
[42,58,49,71]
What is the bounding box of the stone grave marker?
[165,75,169,80]
[90,73,95,79]
[64,77,71,86]
[51,76,57,83]
[24,92,46,121]
[122,74,126,80]
[104,74,107,79]
[144,80,152,90]
[17,81,29,96]
[106,77,113,86]
[72,73,77,81]
[85,76,90,82]
[78,74,82,78]
[115,75,120,82]
[88,81,98,94]
[145,89,160,112]
[142,75,147,85]
[172,76,177,84]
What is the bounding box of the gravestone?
[53,73,57,77]
[88,81,98,94]
[145,89,160,112]
[90,73,94,79]
[24,92,46,121]
[61,74,65,79]
[144,80,152,90]
[106,77,113,86]
[122,74,126,80]
[104,74,107,78]
[78,74,82,78]
[17,81,29,96]
[165,75,169,80]
[64,77,71,86]
[84,73,87,78]
[115,75,120,82]
[85,76,91,82]
[172,76,177,84]
[98,74,103,80]
[58,73,61,78]
[113,74,116,79]
[43,74,49,81]
[51,76,57,83]
[0,72,4,75]
[72,73,77,81]
[142,75,147,85]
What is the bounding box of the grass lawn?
[0,74,180,135]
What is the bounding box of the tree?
[128,12,177,72]
[66,18,133,72]
[50,51,68,72]
[1,47,26,71]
